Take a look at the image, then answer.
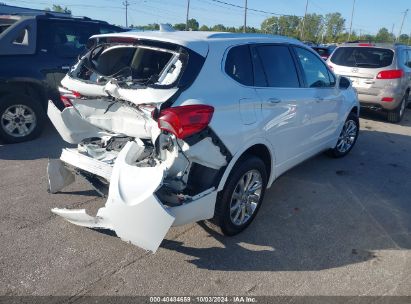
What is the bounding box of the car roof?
[90,31,305,57]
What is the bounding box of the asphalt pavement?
[0,110,410,298]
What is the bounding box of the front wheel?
[212,156,267,236]
[327,112,359,158]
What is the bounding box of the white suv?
[47,30,360,252]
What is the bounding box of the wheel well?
[240,144,272,179]
[0,82,47,109]
[350,106,358,115]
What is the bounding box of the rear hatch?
[47,35,231,252]
[328,46,395,95]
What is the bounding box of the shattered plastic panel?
[52,141,176,252]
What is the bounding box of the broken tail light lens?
[376,70,404,80]
[158,105,214,139]
[58,87,82,108]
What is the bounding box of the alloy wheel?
[229,169,263,226]
[1,104,37,138]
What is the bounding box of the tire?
[387,94,407,123]
[0,94,45,143]
[211,156,267,236]
[327,112,359,158]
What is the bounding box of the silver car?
[328,43,411,123]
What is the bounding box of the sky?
[4,0,411,36]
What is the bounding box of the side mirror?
[339,76,351,90]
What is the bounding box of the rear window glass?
[313,48,329,57]
[253,45,300,88]
[225,45,253,86]
[330,47,394,68]
[75,44,182,87]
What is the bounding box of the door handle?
[267,98,281,104]
[316,97,324,103]
[61,66,71,70]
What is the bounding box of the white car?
[47,30,360,252]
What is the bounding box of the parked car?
[312,46,334,60]
[0,13,124,143]
[47,31,359,252]
[327,43,411,123]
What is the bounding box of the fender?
[217,137,277,192]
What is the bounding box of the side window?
[406,50,411,68]
[225,45,253,86]
[38,21,96,58]
[295,47,335,88]
[13,27,29,45]
[253,45,300,88]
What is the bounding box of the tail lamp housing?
[157,105,214,139]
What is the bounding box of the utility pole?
[300,0,308,40]
[397,9,409,42]
[185,0,190,31]
[243,0,248,33]
[123,0,129,28]
[391,24,395,42]
[348,0,356,42]
[408,31,411,45]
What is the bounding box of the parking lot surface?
[1,111,410,297]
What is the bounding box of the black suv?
[0,13,124,143]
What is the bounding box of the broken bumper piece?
[52,141,175,252]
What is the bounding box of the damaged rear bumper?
[50,140,217,252]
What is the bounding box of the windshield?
[75,43,183,88]
[330,47,394,68]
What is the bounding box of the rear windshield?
[313,48,329,56]
[75,44,183,88]
[330,47,394,68]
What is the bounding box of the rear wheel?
[327,112,359,158]
[0,94,45,143]
[212,156,267,236]
[387,94,407,123]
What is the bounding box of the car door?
[292,46,343,151]
[251,44,311,175]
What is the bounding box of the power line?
[208,0,303,17]
[123,0,130,28]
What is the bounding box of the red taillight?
[58,87,82,108]
[376,70,404,79]
[381,97,394,102]
[358,43,374,47]
[158,105,214,139]
[60,96,73,107]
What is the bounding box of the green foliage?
[375,27,394,43]
[44,4,71,14]
[324,13,345,42]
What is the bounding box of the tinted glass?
[295,47,334,88]
[406,50,411,68]
[38,21,98,58]
[254,45,300,88]
[330,47,394,68]
[225,45,253,86]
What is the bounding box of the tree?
[398,34,409,44]
[324,13,345,42]
[261,16,279,34]
[45,4,71,14]
[173,23,186,31]
[301,13,323,42]
[187,18,199,31]
[199,25,210,31]
[211,24,226,32]
[375,27,393,42]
